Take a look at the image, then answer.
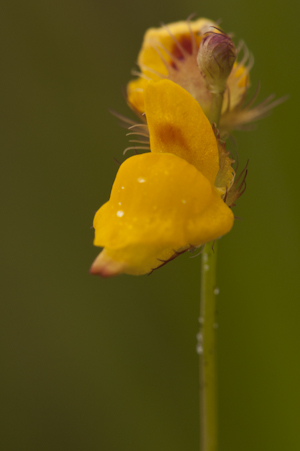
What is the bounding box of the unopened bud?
[197,29,236,94]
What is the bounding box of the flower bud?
[197,29,236,94]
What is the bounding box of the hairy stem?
[199,241,218,451]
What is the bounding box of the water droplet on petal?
[116,210,124,217]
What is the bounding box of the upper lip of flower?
[144,79,220,185]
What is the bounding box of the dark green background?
[2,1,299,450]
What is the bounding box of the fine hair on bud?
[197,28,236,94]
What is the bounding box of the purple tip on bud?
[197,29,236,94]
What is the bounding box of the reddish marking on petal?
[171,34,193,59]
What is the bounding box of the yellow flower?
[127,18,282,138]
[91,81,236,277]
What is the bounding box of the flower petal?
[127,77,147,114]
[144,80,219,185]
[92,153,234,276]
[221,61,249,119]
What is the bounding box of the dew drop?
[197,333,203,344]
[138,177,145,183]
[196,330,203,354]
[196,345,203,355]
[116,210,124,217]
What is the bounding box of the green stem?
[207,92,223,126]
[199,241,218,451]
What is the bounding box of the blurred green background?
[1,1,299,450]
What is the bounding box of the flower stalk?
[197,35,228,445]
[199,242,218,451]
